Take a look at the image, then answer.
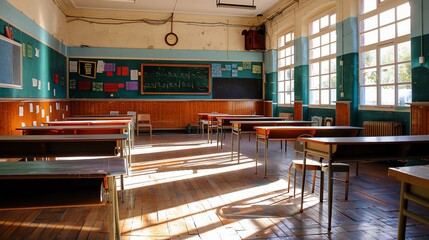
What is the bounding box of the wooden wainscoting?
[69,100,264,129]
[0,100,71,135]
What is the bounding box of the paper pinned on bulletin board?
[130,70,138,80]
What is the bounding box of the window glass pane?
[398,63,411,83]
[380,65,395,84]
[331,74,337,88]
[286,56,292,66]
[285,69,292,80]
[291,79,295,91]
[310,37,320,48]
[285,47,291,56]
[321,89,330,104]
[310,62,320,76]
[380,85,395,105]
[285,33,291,43]
[321,45,330,57]
[278,81,285,91]
[331,88,337,103]
[379,8,395,26]
[397,2,410,20]
[360,86,377,105]
[311,19,320,34]
[278,92,285,104]
[321,75,330,88]
[279,49,286,58]
[310,48,320,59]
[278,70,284,81]
[397,19,410,37]
[360,29,378,46]
[330,14,336,25]
[309,90,320,104]
[361,0,377,14]
[278,35,285,48]
[361,15,378,32]
[330,59,337,72]
[278,58,285,68]
[321,60,330,74]
[361,68,377,85]
[362,49,377,67]
[379,24,395,41]
[285,81,291,91]
[321,33,330,45]
[398,84,411,106]
[310,76,320,89]
[320,15,329,29]
[380,45,394,65]
[330,42,336,55]
[330,30,336,42]
[397,41,411,62]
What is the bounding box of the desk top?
[0,134,127,142]
[66,115,134,121]
[0,158,127,179]
[299,135,429,145]
[44,120,132,125]
[255,126,363,131]
[232,120,314,125]
[388,165,429,188]
[17,125,128,131]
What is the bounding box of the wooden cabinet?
[410,102,429,135]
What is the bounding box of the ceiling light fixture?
[216,0,256,10]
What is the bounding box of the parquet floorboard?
[0,131,428,239]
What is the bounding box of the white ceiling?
[57,0,283,17]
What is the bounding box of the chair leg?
[287,164,293,193]
[345,171,349,201]
[293,168,297,198]
[311,170,316,193]
[319,171,324,202]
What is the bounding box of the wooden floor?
[1,131,429,239]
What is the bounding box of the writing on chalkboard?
[141,64,211,94]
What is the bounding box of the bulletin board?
[68,58,263,99]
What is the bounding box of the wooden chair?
[137,114,152,136]
[288,134,349,201]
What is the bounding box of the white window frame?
[308,11,337,107]
[277,30,295,106]
[358,0,411,108]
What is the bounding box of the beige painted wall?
[64,9,259,51]
[7,0,67,44]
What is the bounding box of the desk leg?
[264,138,268,178]
[231,130,235,161]
[255,135,259,174]
[398,181,409,240]
[327,148,333,231]
[300,147,307,212]
[237,131,241,163]
[108,176,121,240]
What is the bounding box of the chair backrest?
[137,114,151,124]
[294,134,313,153]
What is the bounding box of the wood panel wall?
[70,100,264,129]
[410,102,429,135]
[0,100,70,135]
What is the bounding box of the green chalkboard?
[141,63,211,94]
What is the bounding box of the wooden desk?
[299,135,429,232]
[207,114,263,144]
[197,113,228,135]
[388,165,429,240]
[254,126,362,177]
[0,134,128,198]
[0,158,126,240]
[216,116,285,148]
[44,120,133,161]
[231,120,314,162]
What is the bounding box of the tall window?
[359,0,411,107]
[278,31,294,105]
[308,12,337,106]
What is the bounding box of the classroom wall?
[266,0,417,134]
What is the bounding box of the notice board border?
[140,63,211,95]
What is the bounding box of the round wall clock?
[165,32,178,46]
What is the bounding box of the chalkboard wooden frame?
[141,63,211,95]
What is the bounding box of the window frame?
[277,30,295,106]
[358,0,411,109]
